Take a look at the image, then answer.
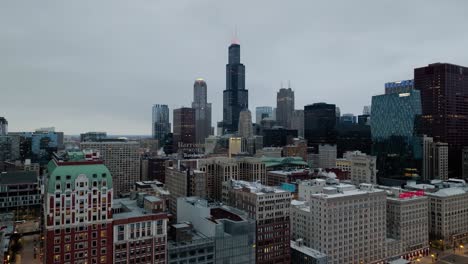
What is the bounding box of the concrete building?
[282,138,307,161]
[224,180,292,264]
[344,151,377,185]
[112,195,168,264]
[267,169,311,187]
[422,136,449,181]
[0,171,40,215]
[291,239,328,264]
[291,183,387,264]
[80,132,107,142]
[43,151,113,264]
[290,110,304,138]
[176,197,255,264]
[167,223,215,264]
[238,110,253,138]
[336,158,352,172]
[81,140,140,196]
[0,117,7,136]
[425,186,468,247]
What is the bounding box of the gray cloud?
[1,0,468,134]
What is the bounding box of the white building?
[344,151,377,185]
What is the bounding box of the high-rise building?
[463,147,468,179]
[173,107,196,152]
[192,78,212,144]
[255,106,274,124]
[262,127,298,147]
[276,87,294,128]
[414,63,468,177]
[9,129,64,165]
[224,180,291,264]
[220,41,248,134]
[304,103,336,147]
[344,150,377,185]
[290,110,304,138]
[370,86,422,178]
[362,105,371,115]
[339,113,356,124]
[0,117,7,136]
[238,109,253,138]
[422,136,449,181]
[44,151,113,264]
[152,104,171,143]
[80,140,140,196]
[80,132,107,142]
[336,122,372,157]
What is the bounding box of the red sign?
[399,190,425,199]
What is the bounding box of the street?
[16,234,41,264]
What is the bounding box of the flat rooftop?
[210,208,243,222]
[230,180,288,195]
[290,240,327,259]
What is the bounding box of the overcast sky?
[1,0,468,135]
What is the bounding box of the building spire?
[231,26,240,45]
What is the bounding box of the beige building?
[426,187,468,246]
[291,183,387,264]
[344,151,377,185]
[81,140,140,196]
[336,158,351,172]
[422,136,449,181]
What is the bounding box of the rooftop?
[0,171,37,185]
[425,187,467,197]
[113,196,164,220]
[290,240,327,259]
[230,180,288,195]
[261,156,308,168]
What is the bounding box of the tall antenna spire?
[231,26,240,45]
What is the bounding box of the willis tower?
[219,39,248,134]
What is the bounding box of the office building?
[304,103,336,146]
[238,109,253,138]
[363,105,371,115]
[276,87,294,128]
[177,197,255,264]
[357,114,370,125]
[80,132,107,142]
[224,180,291,264]
[81,140,140,196]
[282,138,308,161]
[343,151,377,185]
[267,169,311,187]
[152,104,171,143]
[336,123,372,157]
[112,195,168,264]
[291,184,387,264]
[0,135,20,162]
[192,78,212,144]
[370,86,422,178]
[0,117,7,136]
[422,136,449,181]
[220,40,248,134]
[0,171,40,214]
[173,107,196,152]
[9,129,64,165]
[415,63,468,177]
[290,110,304,138]
[340,113,356,124]
[167,223,216,264]
[255,106,274,124]
[43,151,113,264]
[463,147,468,179]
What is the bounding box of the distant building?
[152,104,171,143]
[255,106,274,124]
[224,180,292,264]
[336,123,371,157]
[44,151,113,264]
[304,103,336,146]
[81,140,140,196]
[192,78,212,144]
[0,171,40,214]
[9,130,64,165]
[238,110,253,138]
[282,138,308,161]
[276,87,294,128]
[262,127,297,147]
[0,117,7,136]
[167,223,215,264]
[340,113,356,124]
[112,195,168,264]
[173,107,196,152]
[422,136,448,181]
[344,151,377,185]
[290,239,328,264]
[290,110,304,138]
[80,132,107,142]
[385,79,414,94]
[176,197,255,263]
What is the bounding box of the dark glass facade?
[414,63,468,177]
[152,104,171,144]
[336,123,371,157]
[173,108,196,152]
[221,43,248,134]
[262,128,298,147]
[304,103,336,147]
[192,79,212,144]
[276,88,294,128]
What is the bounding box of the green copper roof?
[46,160,112,194]
[261,156,308,168]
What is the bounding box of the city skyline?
[2,1,468,134]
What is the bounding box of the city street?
[416,246,468,264]
[16,234,41,264]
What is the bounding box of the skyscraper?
[414,63,468,177]
[0,117,7,136]
[276,87,295,128]
[291,109,304,137]
[173,107,196,151]
[220,40,248,134]
[238,109,253,138]
[255,106,274,124]
[192,78,212,144]
[152,104,171,143]
[304,103,337,146]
